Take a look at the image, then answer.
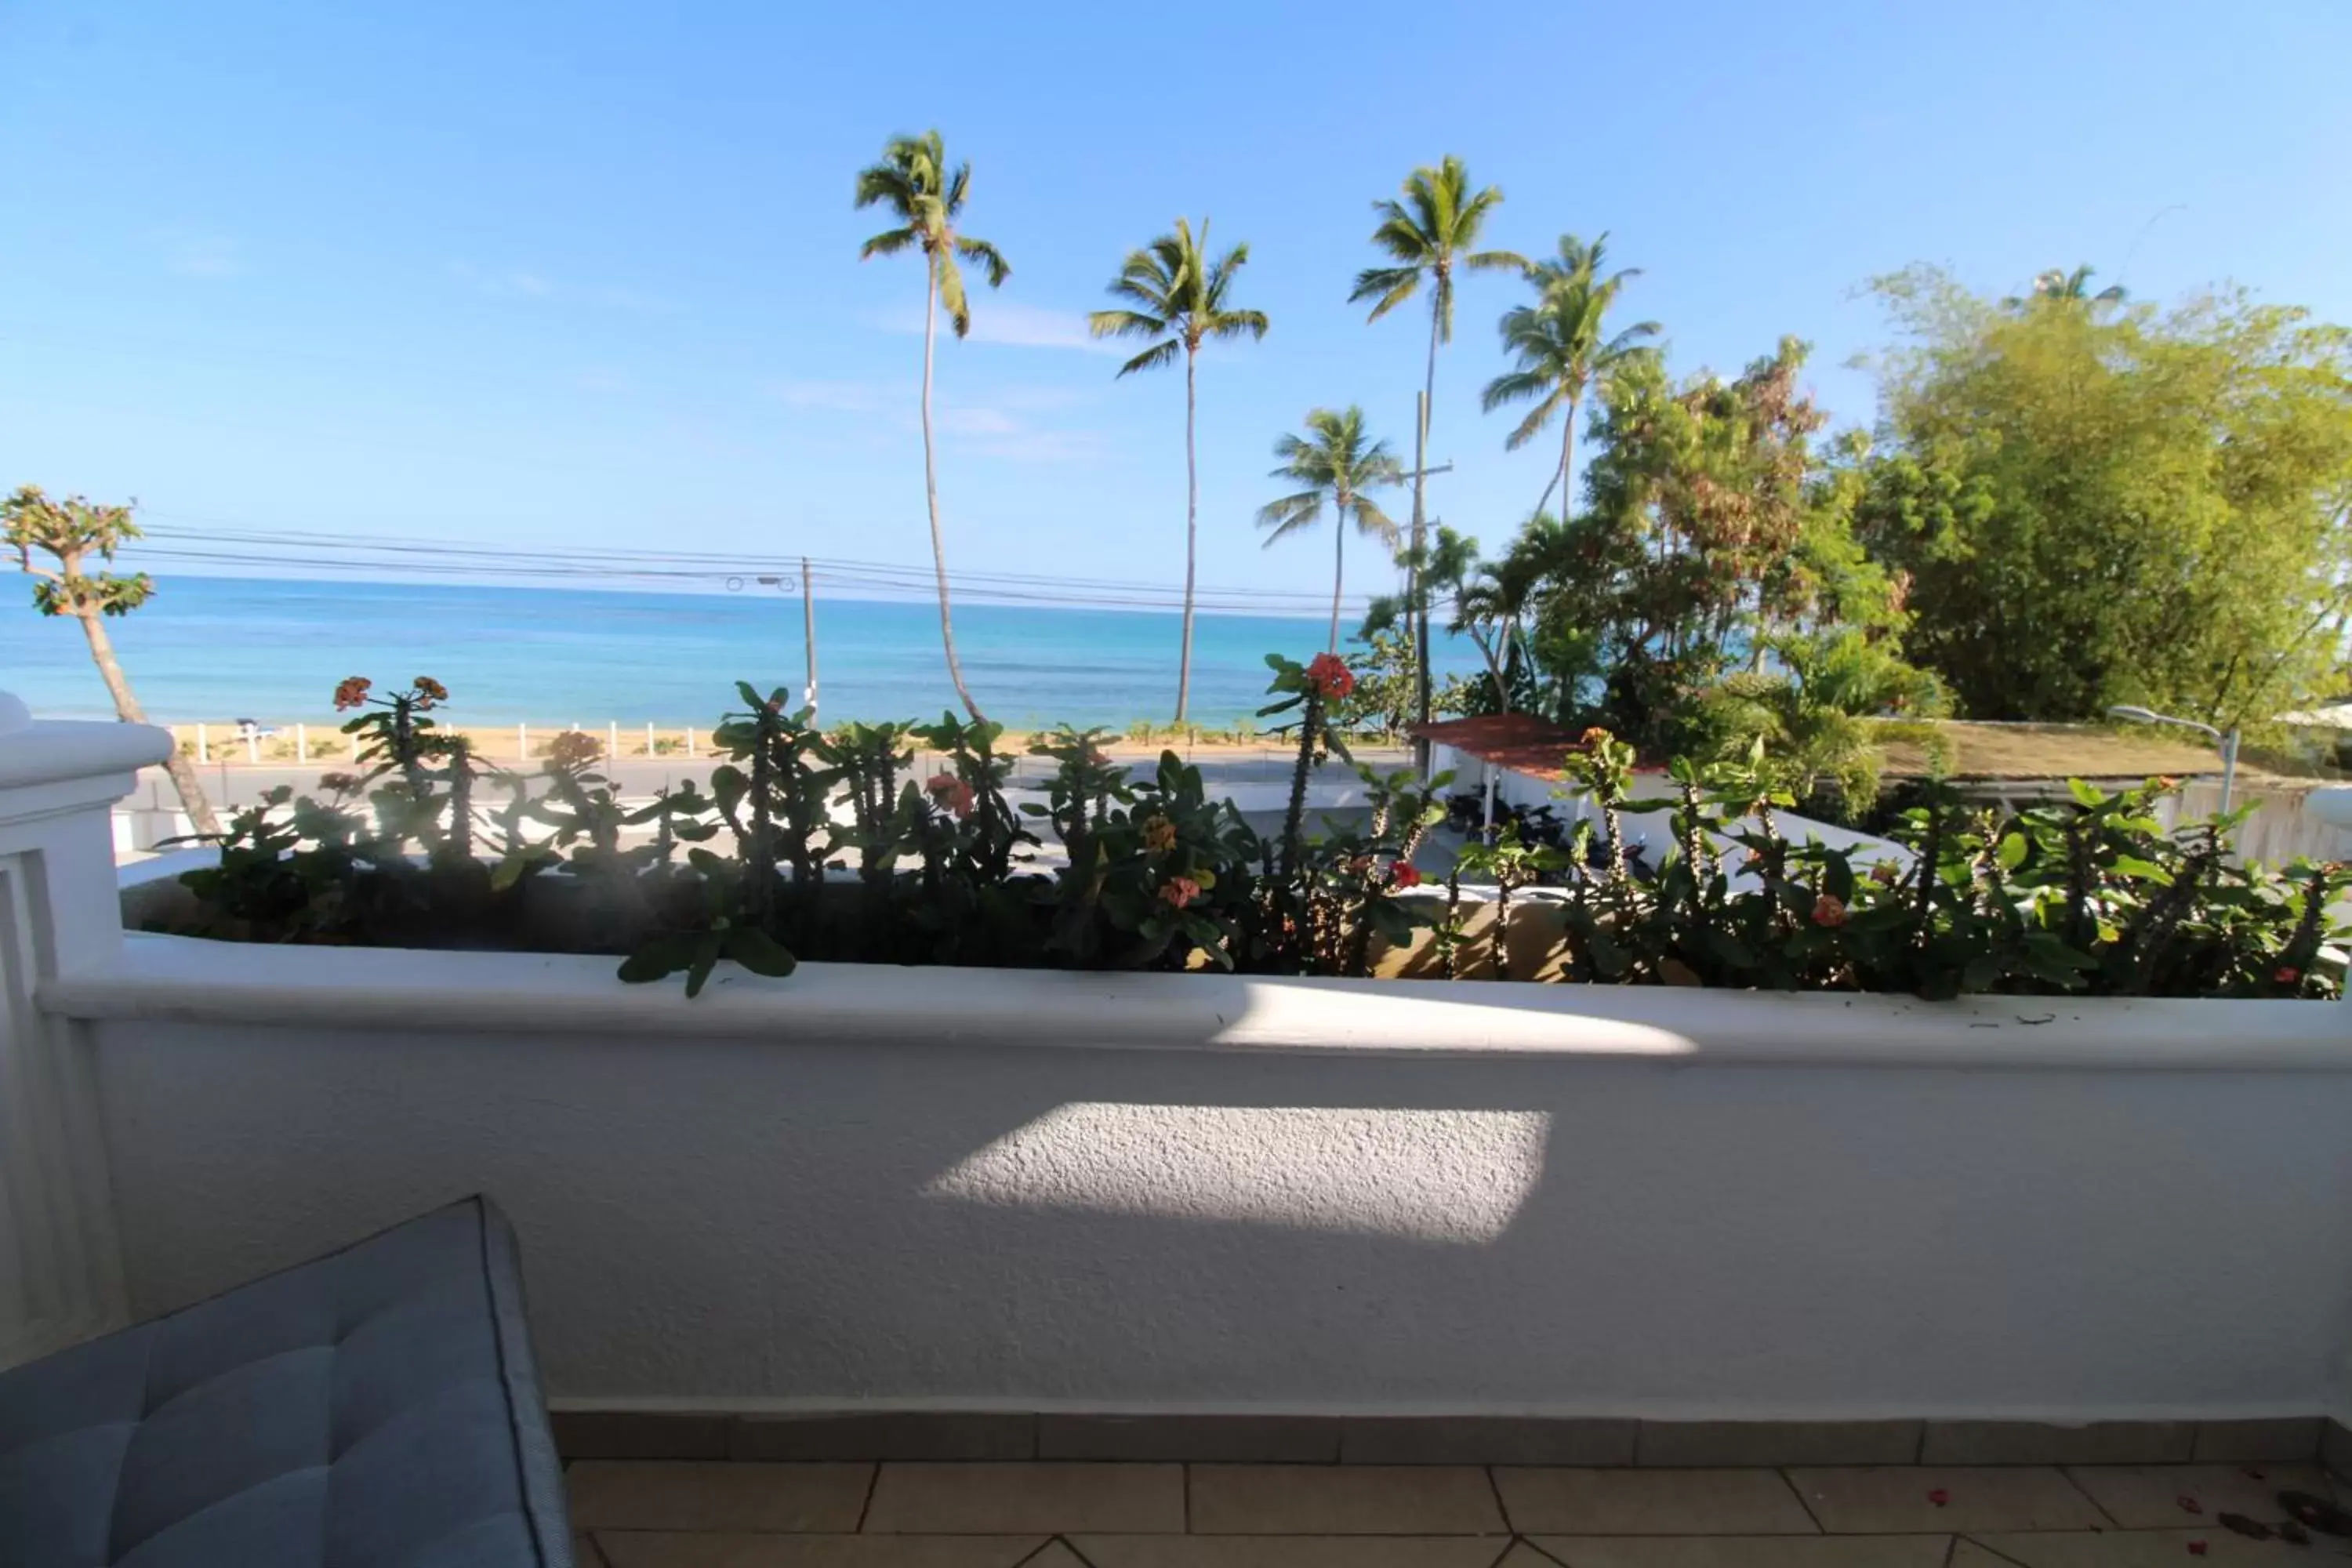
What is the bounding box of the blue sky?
[3,0,2348,610]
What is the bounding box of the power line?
[129,516,1376,615]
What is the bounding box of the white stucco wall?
[44,935,2352,1422]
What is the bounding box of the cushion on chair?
[0,1196,572,1568]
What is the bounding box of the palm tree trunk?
[1560,390,1578,518]
[77,606,219,835]
[1328,506,1345,653]
[920,259,985,723]
[1175,344,1198,727]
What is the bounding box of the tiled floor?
[566,1459,2352,1566]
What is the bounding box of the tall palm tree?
[854,129,1011,722]
[2007,263,2128,311]
[1088,217,1269,725]
[1483,232,1660,517]
[1350,157,1520,721]
[1256,408,1402,652]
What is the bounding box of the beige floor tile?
[1185,1465,1507,1535]
[2062,1462,2335,1529]
[1531,1540,1951,1567]
[1784,1466,2107,1534]
[597,1535,1047,1568]
[567,1462,873,1533]
[1492,1468,1817,1535]
[861,1462,1185,1534]
[1072,1537,1515,1566]
[1965,1528,2352,1566]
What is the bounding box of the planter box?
[11,707,2352,1432]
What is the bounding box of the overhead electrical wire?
[130,516,1382,617]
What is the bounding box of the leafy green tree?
[855,129,1011,723]
[1857,267,2352,726]
[1350,157,1521,730]
[5,485,219,833]
[1256,408,1403,652]
[1483,232,1661,517]
[1088,217,1269,725]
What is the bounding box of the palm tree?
[1088,217,1269,725]
[1257,408,1402,652]
[854,129,1011,722]
[1350,157,1520,720]
[1482,232,1660,517]
[2007,264,2128,312]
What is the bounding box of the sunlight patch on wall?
[921,1103,1550,1243]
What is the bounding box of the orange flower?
[412,676,448,707]
[332,676,372,711]
[1811,893,1849,927]
[1579,725,1613,749]
[1305,652,1355,700]
[1142,813,1176,854]
[926,771,975,821]
[1159,876,1202,909]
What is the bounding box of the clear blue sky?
[4,0,2348,608]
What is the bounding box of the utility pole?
[756,571,816,720]
[1400,387,1452,775]
[801,557,818,720]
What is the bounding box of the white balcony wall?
[45,939,2352,1425]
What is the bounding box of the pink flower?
[1159,876,1202,909]
[926,771,975,821]
[1811,893,1849,928]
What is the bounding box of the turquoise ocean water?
[2,575,1483,728]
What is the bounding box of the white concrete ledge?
[38,931,2352,1070]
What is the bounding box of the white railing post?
[0,690,169,1368]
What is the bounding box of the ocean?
[1,575,1485,729]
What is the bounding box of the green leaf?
[2066,778,2106,808]
[1997,833,2027,869]
[726,927,798,978]
[684,937,724,998]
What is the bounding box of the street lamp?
[2106,705,2239,812]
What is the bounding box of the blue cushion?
[0,1197,572,1568]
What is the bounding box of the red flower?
[2274,965,2302,986]
[2187,1542,2207,1556]
[1390,861,1423,890]
[332,676,372,711]
[1159,876,1202,909]
[926,771,975,821]
[1811,893,1849,928]
[1926,1489,1949,1508]
[1305,652,1355,700]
